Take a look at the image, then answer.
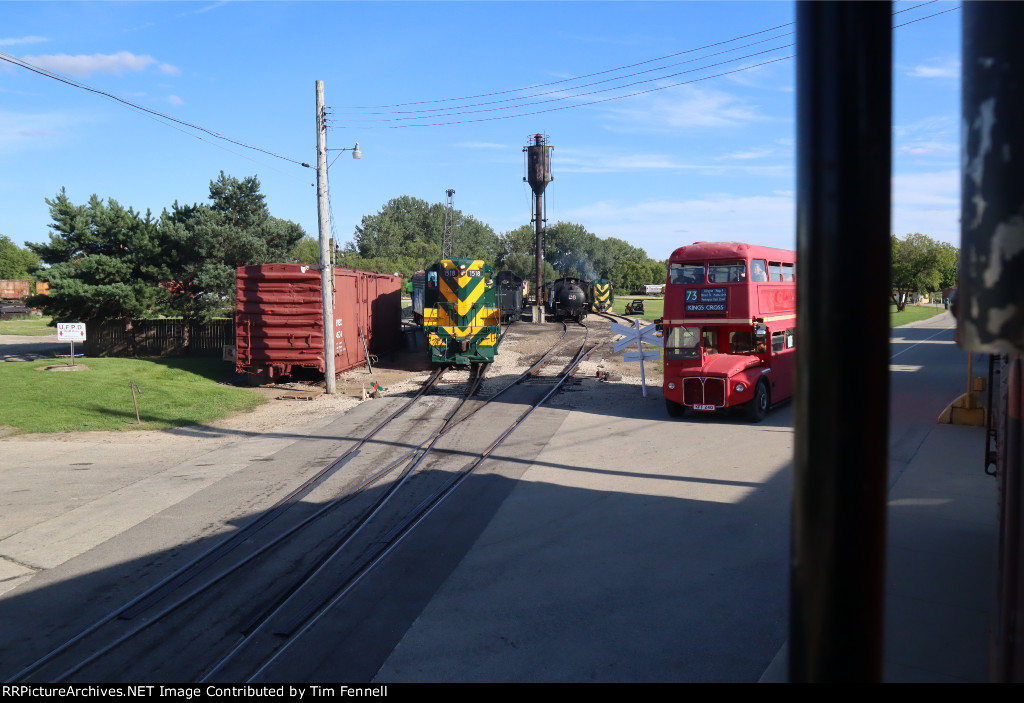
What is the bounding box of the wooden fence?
[84,319,234,357]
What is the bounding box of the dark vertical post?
[792,2,892,681]
[535,187,544,311]
[961,2,1024,681]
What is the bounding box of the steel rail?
[6,365,449,684]
[244,325,599,682]
[17,326,570,683]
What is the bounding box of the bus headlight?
[736,383,746,393]
[668,382,676,390]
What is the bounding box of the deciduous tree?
[891,233,959,311]
[351,195,499,265]
[0,234,40,280]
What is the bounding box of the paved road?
[0,334,61,359]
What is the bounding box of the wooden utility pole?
[316,80,336,394]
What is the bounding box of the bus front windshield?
[666,326,718,360]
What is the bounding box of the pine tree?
[159,172,306,325]
[28,189,165,355]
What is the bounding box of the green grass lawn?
[611,297,664,321]
[0,357,265,434]
[891,304,945,327]
[0,315,56,336]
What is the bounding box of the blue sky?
[2,1,960,261]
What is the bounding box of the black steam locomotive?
[496,270,525,324]
[544,277,588,321]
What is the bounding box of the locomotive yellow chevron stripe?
[439,260,487,316]
[436,306,499,338]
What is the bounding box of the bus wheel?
[745,381,769,422]
[666,398,686,418]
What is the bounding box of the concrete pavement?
[0,310,997,681]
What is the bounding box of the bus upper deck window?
[768,262,782,282]
[750,259,768,282]
[782,263,795,282]
[709,260,745,283]
[670,263,704,284]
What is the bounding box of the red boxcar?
[235,264,402,380]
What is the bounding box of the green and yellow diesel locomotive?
[414,258,500,364]
[589,278,614,313]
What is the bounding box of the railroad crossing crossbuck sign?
[611,319,662,397]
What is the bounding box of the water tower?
[524,133,553,323]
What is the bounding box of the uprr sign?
[57,322,86,342]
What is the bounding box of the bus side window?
[772,331,785,352]
[782,263,795,282]
[768,262,782,282]
[786,327,795,349]
[750,259,768,282]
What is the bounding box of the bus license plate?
[694,404,716,411]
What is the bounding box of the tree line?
[306,194,668,294]
[1,182,959,352]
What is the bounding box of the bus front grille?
[683,377,726,407]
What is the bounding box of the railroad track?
[5,323,597,683]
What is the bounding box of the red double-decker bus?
[662,241,796,422]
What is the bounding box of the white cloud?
[20,51,179,77]
[602,84,766,132]
[897,141,957,157]
[908,59,960,80]
[456,142,507,149]
[562,193,797,258]
[893,115,958,159]
[0,109,78,153]
[719,146,776,160]
[0,36,49,47]
[558,150,687,173]
[556,147,790,176]
[891,169,960,244]
[165,95,184,106]
[159,63,181,76]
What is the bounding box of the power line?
[0,51,311,169]
[332,56,792,130]
[338,21,797,111]
[335,0,945,116]
[331,44,794,126]
[341,31,795,118]
[328,0,957,130]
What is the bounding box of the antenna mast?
[442,188,455,260]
